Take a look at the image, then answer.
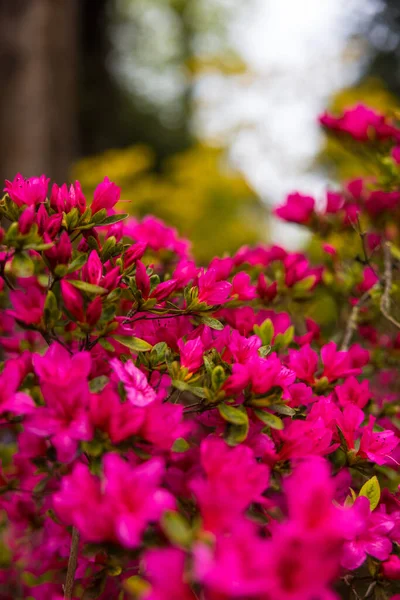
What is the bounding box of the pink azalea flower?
[335,376,370,409]
[54,453,175,547]
[81,250,103,285]
[9,285,45,325]
[190,437,269,532]
[341,496,394,570]
[28,344,92,461]
[60,280,84,322]
[359,416,399,466]
[275,192,315,224]
[44,231,72,268]
[319,104,400,141]
[50,181,86,214]
[110,358,156,407]
[88,385,144,444]
[124,215,190,258]
[143,548,196,600]
[0,355,34,415]
[321,341,361,382]
[178,336,204,373]
[287,345,319,384]
[197,268,232,305]
[4,173,49,207]
[91,176,121,214]
[382,554,400,580]
[141,398,189,450]
[230,272,257,300]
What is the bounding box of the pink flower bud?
[135,260,150,298]
[18,206,35,234]
[86,297,102,326]
[91,177,121,214]
[150,279,177,302]
[82,250,102,286]
[61,280,84,321]
[123,242,147,269]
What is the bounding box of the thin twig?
[64,527,79,599]
[380,241,400,330]
[340,289,372,351]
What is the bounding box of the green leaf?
[44,291,59,328]
[11,253,34,277]
[198,316,224,330]
[224,415,249,446]
[218,403,248,426]
[98,338,115,352]
[68,279,107,295]
[359,476,380,511]
[91,208,107,223]
[67,253,88,273]
[171,438,190,453]
[89,376,109,393]
[123,576,150,597]
[258,345,271,358]
[211,365,225,390]
[97,213,128,226]
[253,409,284,430]
[292,275,316,294]
[254,318,274,345]
[269,403,296,417]
[161,511,192,548]
[172,379,192,392]
[112,335,152,352]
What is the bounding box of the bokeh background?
[1,0,400,261]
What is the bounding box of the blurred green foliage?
[73,144,268,264]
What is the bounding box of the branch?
[380,241,400,330]
[340,289,371,351]
[64,527,79,599]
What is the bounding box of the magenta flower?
[275,192,315,224]
[319,104,400,141]
[230,272,257,300]
[178,336,204,373]
[143,548,196,600]
[0,355,34,415]
[88,385,144,444]
[335,376,370,408]
[9,286,45,325]
[60,280,84,322]
[4,173,49,207]
[190,437,269,532]
[288,344,319,384]
[321,341,360,382]
[18,206,35,234]
[359,416,399,465]
[44,231,72,268]
[197,268,232,305]
[54,453,175,547]
[110,358,156,407]
[91,176,121,214]
[81,250,103,286]
[341,496,394,570]
[28,344,92,461]
[50,181,86,214]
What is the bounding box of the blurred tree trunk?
[0,0,78,184]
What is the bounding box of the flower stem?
[64,527,79,599]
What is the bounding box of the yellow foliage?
[72,144,268,263]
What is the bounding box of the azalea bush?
[1,106,400,600]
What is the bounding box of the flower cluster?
[0,104,400,599]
